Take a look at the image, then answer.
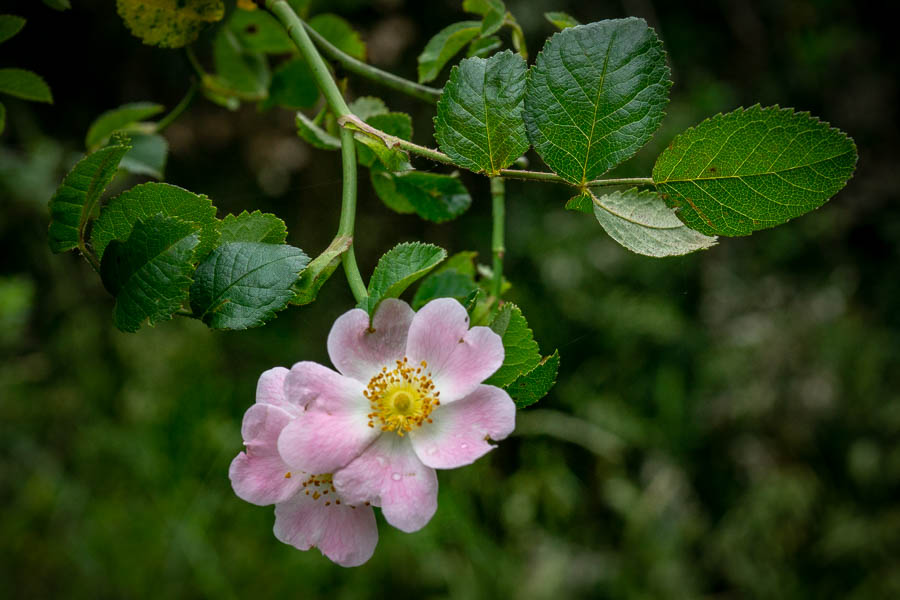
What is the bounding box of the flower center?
[364,357,440,435]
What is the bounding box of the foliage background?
[1,0,898,597]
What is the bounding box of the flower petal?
[274,493,378,567]
[410,384,516,469]
[334,435,438,533]
[230,403,301,505]
[277,407,378,474]
[406,298,504,402]
[255,366,301,416]
[327,299,415,383]
[284,361,365,412]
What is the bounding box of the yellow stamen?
[365,358,438,435]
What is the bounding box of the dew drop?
[391,472,402,481]
[460,443,469,449]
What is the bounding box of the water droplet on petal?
[391,472,402,481]
[460,443,468,449]
[376,456,386,466]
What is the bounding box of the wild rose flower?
[229,367,378,567]
[277,297,516,533]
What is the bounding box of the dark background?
[1,0,898,597]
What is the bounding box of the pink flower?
[277,298,516,533]
[229,367,378,567]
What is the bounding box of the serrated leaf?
[228,9,293,53]
[524,18,670,184]
[486,303,541,388]
[362,242,447,314]
[357,112,413,168]
[370,168,415,214]
[508,350,559,408]
[219,210,286,244]
[118,133,168,179]
[0,68,52,103]
[0,15,26,44]
[211,27,270,100]
[348,96,388,120]
[48,143,130,253]
[586,188,718,257]
[435,51,528,175]
[264,58,319,110]
[545,11,580,30]
[190,242,309,329]
[295,111,340,150]
[652,104,858,236]
[292,234,352,305]
[467,36,502,58]
[43,0,71,9]
[309,14,366,60]
[564,191,592,214]
[116,0,223,48]
[412,270,478,310]
[391,171,472,223]
[417,21,481,84]
[85,102,165,150]
[100,214,199,333]
[91,182,219,260]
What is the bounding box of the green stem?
[490,177,505,300]
[185,45,206,78]
[301,21,442,104]
[155,82,198,133]
[79,240,101,273]
[268,0,367,303]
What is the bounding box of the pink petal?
[284,361,364,412]
[334,435,438,533]
[274,492,378,567]
[229,403,301,505]
[255,367,301,416]
[327,299,415,383]
[405,298,504,403]
[410,384,516,469]
[277,407,378,474]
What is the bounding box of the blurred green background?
[2,0,898,597]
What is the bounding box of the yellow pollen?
[365,357,438,435]
[284,472,292,479]
[300,473,339,504]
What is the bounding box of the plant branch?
[155,82,199,133]
[301,21,442,104]
[490,177,505,300]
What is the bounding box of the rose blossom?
[277,297,516,533]
[229,367,378,567]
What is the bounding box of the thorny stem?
[155,82,199,133]
[267,0,367,303]
[301,22,442,104]
[490,178,506,300]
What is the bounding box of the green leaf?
[356,112,413,169]
[48,143,130,254]
[463,0,506,36]
[116,0,224,48]
[309,14,366,60]
[348,96,388,120]
[467,36,501,58]
[118,133,168,179]
[524,18,670,184]
[362,242,447,314]
[417,21,481,84]
[486,303,541,388]
[435,51,529,175]
[544,11,580,30]
[211,28,270,100]
[190,242,310,329]
[264,58,319,109]
[370,168,415,214]
[219,210,286,244]
[584,188,718,257]
[0,15,26,44]
[228,9,293,53]
[652,104,858,236]
[0,68,52,103]
[42,0,71,10]
[508,350,559,408]
[412,270,478,310]
[91,182,219,260]
[564,191,592,214]
[292,235,352,305]
[435,250,477,277]
[391,171,472,223]
[100,214,199,333]
[295,111,340,150]
[85,102,165,150]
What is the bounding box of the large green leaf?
[390,171,472,223]
[361,242,447,314]
[295,111,340,150]
[116,0,224,48]
[85,102,164,150]
[218,210,286,244]
[309,14,366,60]
[580,188,718,257]
[652,105,858,236]
[118,133,168,179]
[435,51,529,175]
[0,15,26,44]
[0,68,52,103]
[48,143,130,253]
[264,58,319,109]
[508,350,559,408]
[486,303,541,388]
[91,182,219,260]
[228,9,293,54]
[417,21,482,84]
[100,214,199,333]
[524,19,670,184]
[190,242,309,330]
[370,168,415,214]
